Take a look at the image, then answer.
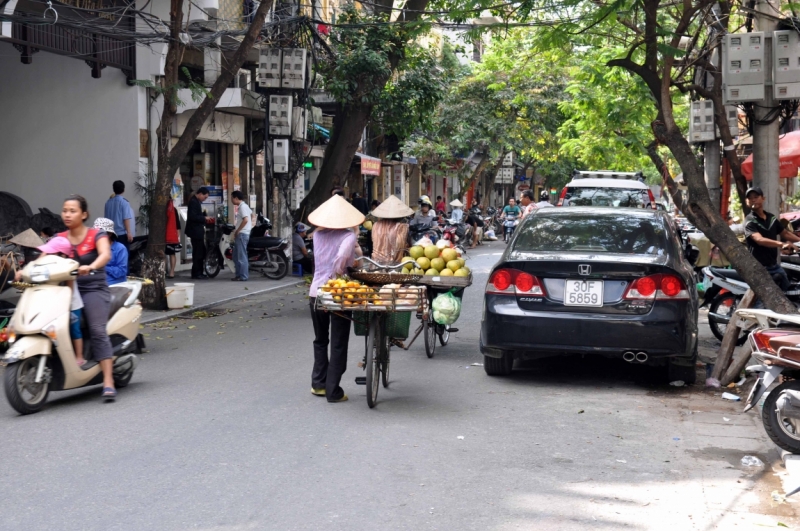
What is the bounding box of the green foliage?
[132,67,212,108]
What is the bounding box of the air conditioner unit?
[269,95,293,136]
[258,48,282,88]
[273,139,289,173]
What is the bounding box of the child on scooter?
[36,237,86,366]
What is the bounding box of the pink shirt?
[309,229,357,297]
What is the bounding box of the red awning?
[741,130,800,180]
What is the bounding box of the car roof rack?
[572,170,644,182]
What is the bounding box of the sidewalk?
[142,268,303,324]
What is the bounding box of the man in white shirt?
[535,190,554,209]
[231,191,252,281]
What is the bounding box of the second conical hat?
[9,228,44,248]
[308,194,366,229]
[371,195,413,219]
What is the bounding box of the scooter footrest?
[355,376,366,385]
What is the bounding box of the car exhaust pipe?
[622,351,636,363]
[636,352,648,363]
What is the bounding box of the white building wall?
[0,51,140,225]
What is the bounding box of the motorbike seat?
[108,285,132,318]
[709,267,743,282]
[248,236,283,249]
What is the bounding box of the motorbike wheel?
[263,252,289,280]
[708,293,746,346]
[761,380,800,454]
[204,249,222,278]
[4,356,50,415]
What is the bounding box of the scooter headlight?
[30,264,50,283]
[6,324,15,344]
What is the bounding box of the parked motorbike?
[737,308,800,454]
[442,218,473,247]
[409,222,441,245]
[204,213,290,280]
[502,213,518,243]
[702,264,800,344]
[2,255,144,414]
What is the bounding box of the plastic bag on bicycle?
[432,292,462,325]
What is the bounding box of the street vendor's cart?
[315,278,426,408]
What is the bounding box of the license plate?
[564,280,603,307]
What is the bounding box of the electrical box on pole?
[689,100,716,142]
[281,48,307,89]
[292,107,307,141]
[258,48,282,88]
[722,32,766,103]
[268,95,293,136]
[273,139,290,173]
[723,105,740,138]
[773,30,800,99]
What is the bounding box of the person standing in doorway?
[104,180,135,250]
[231,191,252,281]
[186,187,212,280]
[307,195,365,402]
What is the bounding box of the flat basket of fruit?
[316,279,427,313]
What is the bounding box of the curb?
[141,279,304,324]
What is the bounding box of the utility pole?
[753,0,781,214]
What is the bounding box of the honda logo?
[578,264,591,276]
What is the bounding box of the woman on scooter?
[59,196,116,400]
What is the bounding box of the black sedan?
[480,207,698,383]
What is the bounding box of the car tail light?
[487,268,545,296]
[624,274,690,300]
[556,188,568,206]
[751,330,799,354]
[648,189,657,209]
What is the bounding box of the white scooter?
[2,255,144,414]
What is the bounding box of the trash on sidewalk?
[457,436,465,440]
[669,380,685,387]
[741,455,764,467]
[723,417,730,422]
[616,459,627,463]
[722,392,741,401]
[706,377,721,388]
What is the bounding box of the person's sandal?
[311,387,326,397]
[102,387,117,401]
[328,394,348,403]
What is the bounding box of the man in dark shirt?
[744,187,800,289]
[186,187,212,279]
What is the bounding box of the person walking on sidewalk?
[307,195,365,403]
[186,187,212,279]
[104,180,135,250]
[231,191,252,281]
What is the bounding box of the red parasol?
[741,130,800,179]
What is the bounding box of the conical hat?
[371,195,413,219]
[450,199,463,207]
[9,228,44,248]
[308,195,365,229]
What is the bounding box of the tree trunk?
[141,0,275,309]
[297,102,374,220]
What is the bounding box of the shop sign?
[361,156,381,176]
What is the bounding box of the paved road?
[0,242,797,530]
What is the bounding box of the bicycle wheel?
[438,324,450,346]
[365,315,382,408]
[381,338,390,388]
[424,317,436,358]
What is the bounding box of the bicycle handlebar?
[355,256,420,270]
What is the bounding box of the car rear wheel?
[484,352,513,376]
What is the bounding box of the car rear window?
[563,187,648,208]
[513,214,668,255]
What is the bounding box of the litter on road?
[741,456,764,467]
[669,380,685,387]
[722,392,741,401]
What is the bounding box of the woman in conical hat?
[307,195,365,403]
[370,195,413,266]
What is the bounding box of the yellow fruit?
[425,268,439,276]
[431,257,445,272]
[412,268,424,275]
[447,260,461,273]
[454,268,469,277]
[363,220,373,230]
[457,258,466,268]
[416,257,431,270]
[440,268,454,276]
[441,248,458,263]
[424,245,440,260]
[409,246,425,259]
